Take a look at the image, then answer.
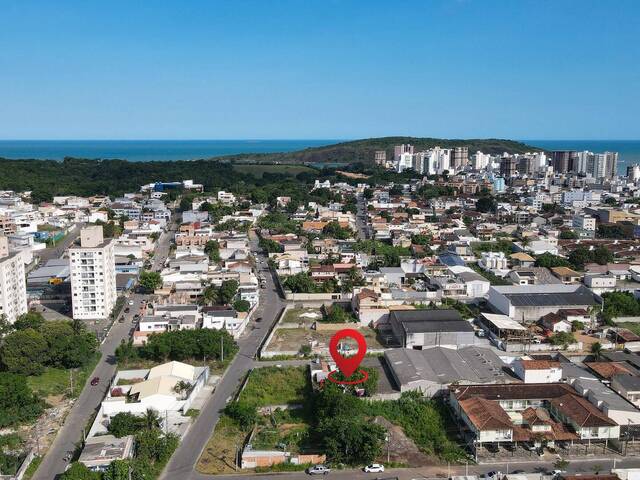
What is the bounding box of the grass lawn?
[27,352,101,399]
[233,164,315,178]
[240,366,311,406]
[282,307,322,325]
[196,416,245,474]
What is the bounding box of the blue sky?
[0,0,638,140]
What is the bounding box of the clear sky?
[0,0,638,140]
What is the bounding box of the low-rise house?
[78,435,134,472]
[539,312,572,333]
[551,266,582,284]
[89,361,209,438]
[611,375,640,408]
[513,359,563,383]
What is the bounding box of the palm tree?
[142,408,161,430]
[173,380,192,399]
[591,342,603,360]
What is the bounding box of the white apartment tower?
[0,236,27,323]
[70,226,117,320]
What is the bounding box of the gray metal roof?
[385,346,508,387]
[502,285,597,307]
[390,309,473,333]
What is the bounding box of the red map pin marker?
[329,329,367,378]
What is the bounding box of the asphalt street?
[159,233,285,480]
[37,223,83,264]
[33,221,176,479]
[185,456,640,480]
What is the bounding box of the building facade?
[70,226,117,320]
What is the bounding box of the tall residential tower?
[70,225,117,320]
[0,235,27,323]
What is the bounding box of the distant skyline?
[1,0,638,140]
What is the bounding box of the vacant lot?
[268,326,383,354]
[197,416,246,474]
[282,307,322,326]
[240,366,310,406]
[27,352,100,399]
[233,164,315,178]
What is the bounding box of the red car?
[91,377,100,386]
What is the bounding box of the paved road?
[33,294,145,479]
[37,223,83,264]
[160,233,285,480]
[184,456,640,480]
[355,193,370,240]
[34,221,177,480]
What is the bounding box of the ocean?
[0,139,336,162]
[0,140,639,174]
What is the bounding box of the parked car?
[124,307,130,313]
[482,471,502,480]
[118,316,124,323]
[364,464,385,473]
[307,465,331,475]
[128,300,134,305]
[90,377,100,386]
[255,317,262,322]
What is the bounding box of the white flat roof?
[481,312,526,331]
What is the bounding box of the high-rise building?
[500,156,518,177]
[593,152,618,179]
[70,225,117,320]
[451,146,469,171]
[394,144,414,161]
[0,236,27,323]
[627,164,640,181]
[551,151,578,173]
[374,150,386,166]
[518,156,536,175]
[472,151,491,170]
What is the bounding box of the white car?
[364,464,385,473]
[128,300,134,305]
[307,465,331,475]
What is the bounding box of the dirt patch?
[197,416,246,474]
[268,327,383,354]
[372,416,439,467]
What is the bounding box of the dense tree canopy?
[0,373,44,428]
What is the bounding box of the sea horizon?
[0,139,639,169]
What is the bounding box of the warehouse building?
[384,346,510,396]
[487,284,598,323]
[389,309,475,349]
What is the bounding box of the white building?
[478,251,509,277]
[70,226,117,320]
[513,359,563,383]
[573,214,596,232]
[0,236,28,323]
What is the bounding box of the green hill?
[220,136,542,165]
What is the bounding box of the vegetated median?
[196,365,465,475]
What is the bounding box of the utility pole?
[221,336,224,362]
[69,369,74,396]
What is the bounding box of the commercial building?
[389,309,475,349]
[0,235,28,323]
[487,284,598,323]
[70,225,117,320]
[384,346,509,396]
